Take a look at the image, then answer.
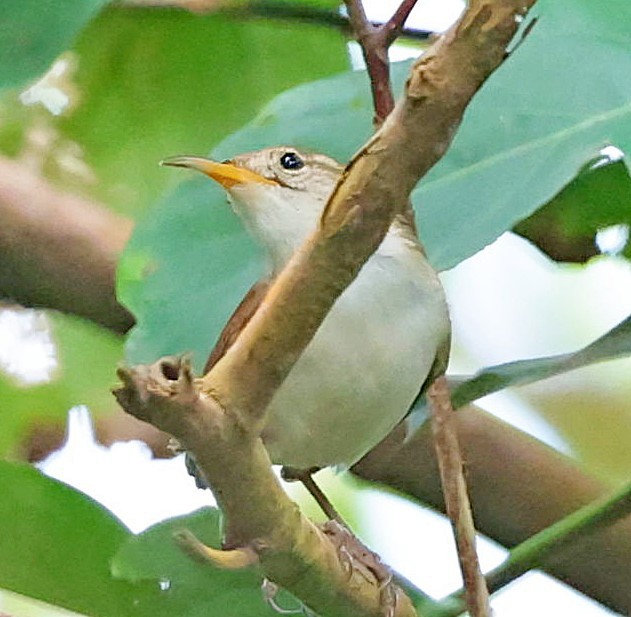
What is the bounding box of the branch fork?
[114,355,415,617]
[113,1,538,615]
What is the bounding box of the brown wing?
[203,278,271,374]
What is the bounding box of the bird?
[162,146,451,499]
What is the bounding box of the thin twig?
[436,481,631,617]
[344,0,421,124]
[428,376,491,617]
[120,0,435,42]
[382,0,420,46]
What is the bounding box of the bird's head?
[162,146,343,269]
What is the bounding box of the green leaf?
[0,0,107,88]
[114,8,347,365]
[121,0,631,367]
[0,312,123,458]
[55,7,347,216]
[450,314,631,409]
[0,461,161,616]
[217,0,631,270]
[405,315,631,442]
[119,176,263,368]
[514,158,631,262]
[417,0,631,269]
[112,508,281,616]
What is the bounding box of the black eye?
[280,151,304,171]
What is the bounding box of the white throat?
[228,183,326,271]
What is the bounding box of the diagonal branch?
[115,1,538,615]
[352,405,631,615]
[202,0,536,423]
[115,356,418,617]
[0,155,134,333]
[382,0,422,46]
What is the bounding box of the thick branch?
[352,406,631,615]
[116,2,538,615]
[114,356,416,617]
[0,156,134,332]
[120,0,435,43]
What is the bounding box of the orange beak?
[160,155,277,189]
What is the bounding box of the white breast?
[261,226,450,469]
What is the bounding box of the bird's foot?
[321,520,398,617]
[262,579,316,616]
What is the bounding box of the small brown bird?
[163,146,450,476]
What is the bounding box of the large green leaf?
[121,0,631,367]
[418,0,631,270]
[0,461,161,616]
[216,0,631,270]
[0,312,123,458]
[112,508,281,617]
[119,177,263,368]
[0,0,107,88]
[54,7,347,216]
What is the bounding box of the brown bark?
[115,2,539,616]
[0,155,134,333]
[4,2,629,613]
[353,405,631,614]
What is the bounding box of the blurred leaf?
[0,312,123,458]
[450,314,631,409]
[523,375,631,485]
[113,508,281,616]
[515,158,631,262]
[211,63,376,164]
[121,0,631,367]
[217,0,631,270]
[55,7,347,216]
[0,0,107,89]
[115,9,346,366]
[0,461,161,616]
[119,176,263,368]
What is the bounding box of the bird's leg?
[280,466,345,524]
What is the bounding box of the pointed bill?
[161,155,277,188]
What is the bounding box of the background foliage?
[1,0,630,615]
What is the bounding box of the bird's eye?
[279,152,304,171]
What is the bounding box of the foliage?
[1,0,631,616]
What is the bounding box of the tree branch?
[4,3,628,611]
[428,377,490,617]
[0,155,134,333]
[115,356,418,617]
[352,405,631,615]
[115,2,538,615]
[382,0,421,46]
[344,0,397,123]
[119,0,435,43]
